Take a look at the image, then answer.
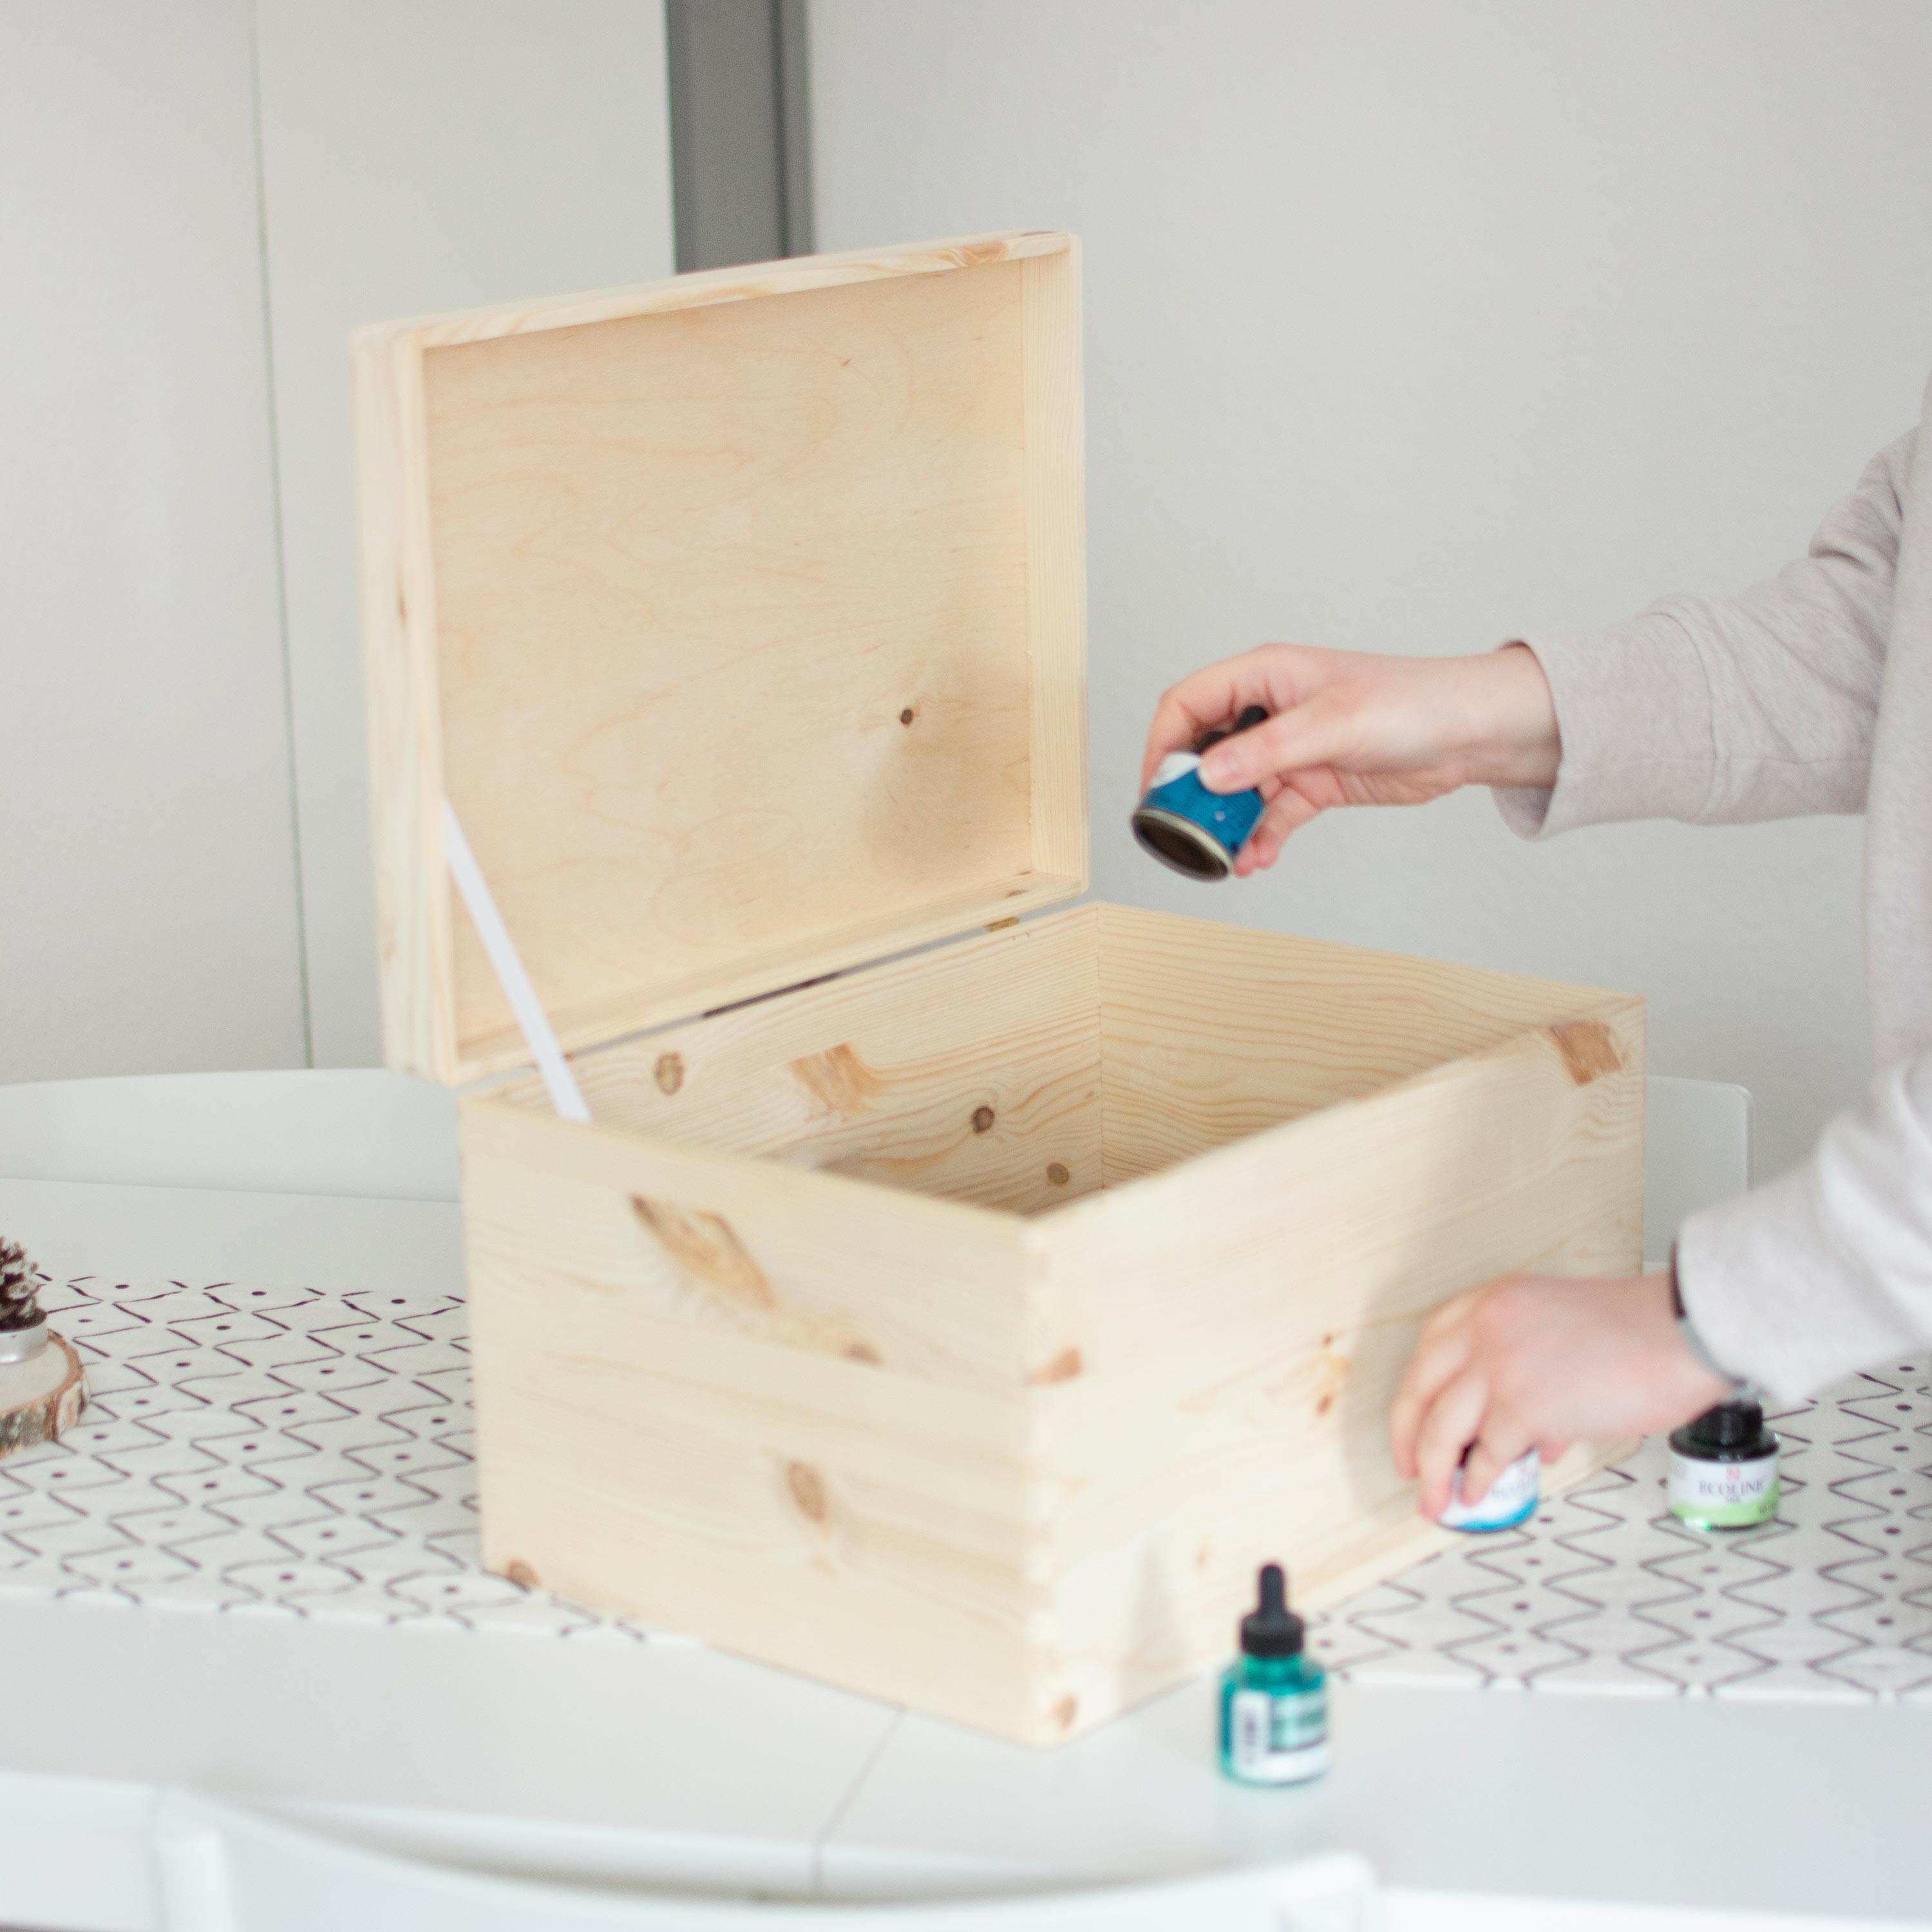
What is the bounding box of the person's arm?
[1146,431,1922,1513]
[1389,433,1920,1504]
[1390,1048,1932,1516]
[1139,643,1561,875]
[1140,431,1913,871]
[1680,1052,1932,1400]
[1499,430,1913,838]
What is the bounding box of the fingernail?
[1199,753,1237,791]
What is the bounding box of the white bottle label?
[1669,1451,1779,1519]
[1149,752,1202,789]
[1229,1687,1329,1785]
[1439,1448,1540,1531]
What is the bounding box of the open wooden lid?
[355,232,1087,1086]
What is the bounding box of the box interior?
[492,904,1624,1217]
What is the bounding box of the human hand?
[1139,643,1560,876]
[1388,1270,1733,1520]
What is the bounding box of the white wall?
[0,0,306,1082]
[0,0,673,1086]
[809,0,1932,1178]
[255,0,676,1068]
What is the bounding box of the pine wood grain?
[459,913,1643,1742]
[461,1095,1044,1392]
[1098,903,1640,1186]
[355,232,1087,1084]
[1019,244,1087,888]
[461,1094,1056,1740]
[491,909,1104,1214]
[359,229,1072,351]
[361,228,1651,1744]
[354,326,457,1081]
[1028,995,1643,1728]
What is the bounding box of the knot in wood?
[1549,1019,1622,1085]
[504,1560,539,1589]
[654,1052,685,1095]
[1046,1162,1070,1186]
[1027,1346,1084,1387]
[787,1461,829,1523]
[971,1105,995,1134]
[899,706,916,726]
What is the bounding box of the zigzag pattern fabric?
[1316,1363,1932,1697]
[0,1273,644,1642]
[0,1273,1925,1696]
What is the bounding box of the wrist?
[1459,643,1561,790]
[1668,1240,1748,1401]
[1648,1264,1737,1418]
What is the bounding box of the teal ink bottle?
[1218,1563,1328,1786]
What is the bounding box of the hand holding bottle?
[1139,643,1562,877]
[1388,1271,1734,1520]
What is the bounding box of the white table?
[0,1071,1923,1932]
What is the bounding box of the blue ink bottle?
[1439,1446,1541,1533]
[1219,1563,1328,1786]
[1132,705,1270,880]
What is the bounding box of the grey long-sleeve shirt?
[1499,374,1932,1401]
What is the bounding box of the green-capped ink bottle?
[1668,1398,1781,1530]
[1218,1564,1328,1786]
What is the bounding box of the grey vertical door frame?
[666,0,814,270]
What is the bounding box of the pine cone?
[0,1238,42,1332]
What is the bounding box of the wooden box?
[354,232,1643,1744]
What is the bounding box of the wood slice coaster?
[0,1333,85,1460]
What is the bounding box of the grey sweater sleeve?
[1679,1058,1932,1399]
[1497,431,1911,837]
[1495,429,1922,1401]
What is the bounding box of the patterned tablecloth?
[4,1272,1928,1701]
[0,1272,643,1642]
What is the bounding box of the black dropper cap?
[1687,1399,1768,1450]
[1239,1562,1306,1658]
[1196,705,1271,756]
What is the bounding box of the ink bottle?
[1439,1446,1540,1532]
[1219,1563,1328,1786]
[1669,1398,1780,1530]
[1132,705,1269,880]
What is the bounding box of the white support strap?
[442,801,591,1124]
